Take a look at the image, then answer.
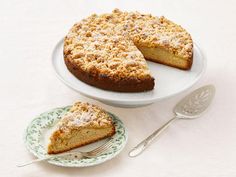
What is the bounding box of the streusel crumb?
[64,9,193,80]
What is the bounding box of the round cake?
[64,9,193,92]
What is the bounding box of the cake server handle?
[128,117,178,157]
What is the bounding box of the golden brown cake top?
[64,9,193,79]
[57,102,113,131]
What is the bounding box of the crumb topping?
[57,102,113,131]
[64,9,193,79]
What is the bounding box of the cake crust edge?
[64,54,155,92]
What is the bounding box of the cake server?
[129,85,215,157]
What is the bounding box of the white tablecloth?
[1,0,236,176]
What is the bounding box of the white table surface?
[1,0,236,176]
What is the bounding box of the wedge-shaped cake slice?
[48,102,115,154]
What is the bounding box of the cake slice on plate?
[47,102,115,154]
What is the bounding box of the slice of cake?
[47,102,115,154]
[64,9,193,92]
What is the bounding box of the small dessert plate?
[52,39,206,107]
[24,106,128,167]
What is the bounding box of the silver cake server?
[129,85,215,157]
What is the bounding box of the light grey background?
[0,0,235,176]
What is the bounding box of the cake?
[47,102,115,154]
[64,9,193,92]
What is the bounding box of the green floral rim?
[24,106,128,167]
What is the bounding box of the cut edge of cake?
[48,127,115,154]
[137,46,193,70]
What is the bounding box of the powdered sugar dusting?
[57,102,113,131]
[70,109,95,126]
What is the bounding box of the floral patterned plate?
[24,106,128,167]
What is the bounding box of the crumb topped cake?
[64,9,193,92]
[48,102,115,154]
